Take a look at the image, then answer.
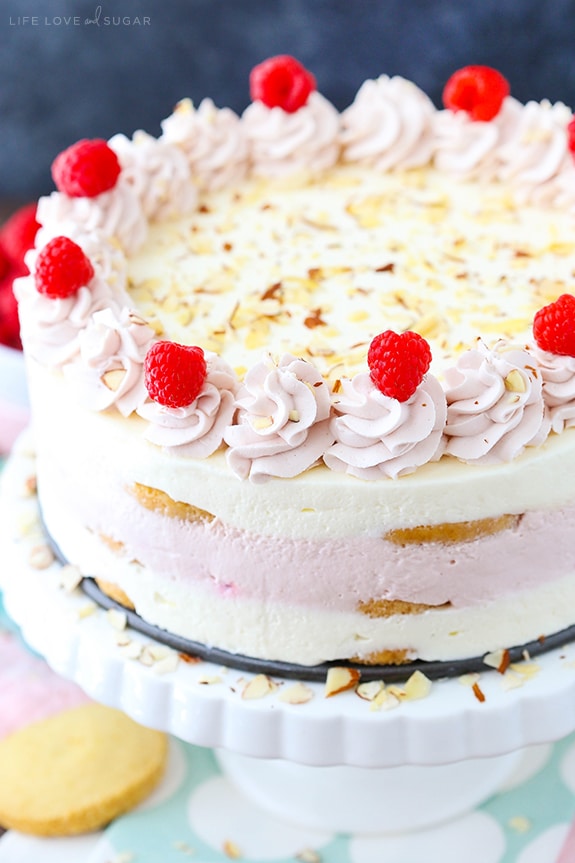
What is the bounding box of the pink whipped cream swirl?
[160,98,249,191]
[433,96,522,179]
[531,346,575,433]
[108,131,198,221]
[242,92,340,177]
[340,75,435,171]
[224,353,334,482]
[63,307,156,417]
[324,372,446,479]
[35,179,147,254]
[138,352,239,458]
[443,341,550,464]
[496,99,574,203]
[14,271,119,368]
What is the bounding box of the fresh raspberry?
[0,202,40,267]
[567,117,575,157]
[144,341,207,408]
[250,55,316,113]
[0,275,21,350]
[533,293,575,357]
[51,138,121,198]
[442,65,510,121]
[368,330,432,402]
[0,243,8,281]
[34,236,95,299]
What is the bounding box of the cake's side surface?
[14,58,575,667]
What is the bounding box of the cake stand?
[3,433,575,836]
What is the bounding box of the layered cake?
[14,57,575,668]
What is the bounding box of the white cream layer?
[29,363,575,539]
[39,494,575,665]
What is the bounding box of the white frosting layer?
[27,364,575,539]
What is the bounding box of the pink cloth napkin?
[0,632,90,740]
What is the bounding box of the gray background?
[2,0,575,199]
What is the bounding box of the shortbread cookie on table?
[0,631,167,836]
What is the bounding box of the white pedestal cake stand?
[2,434,575,835]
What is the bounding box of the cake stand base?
[216,748,522,835]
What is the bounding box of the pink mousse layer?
[46,475,575,612]
[0,632,90,740]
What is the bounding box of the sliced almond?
[16,511,38,537]
[109,853,135,863]
[483,648,510,674]
[500,670,525,691]
[472,681,486,703]
[112,853,135,863]
[101,368,126,392]
[404,670,432,701]
[172,840,195,856]
[251,415,274,431]
[106,608,128,631]
[278,682,314,705]
[509,661,540,679]
[387,684,408,701]
[296,850,321,863]
[77,602,97,620]
[128,311,149,326]
[120,640,144,660]
[198,674,223,685]
[371,687,401,712]
[21,474,37,497]
[178,652,203,665]
[153,653,180,675]
[241,674,277,700]
[508,816,531,833]
[356,680,384,702]
[147,644,173,661]
[28,544,55,570]
[58,564,83,593]
[459,672,481,687]
[223,840,242,859]
[324,666,360,698]
[504,369,527,393]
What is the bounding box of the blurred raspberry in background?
[0,203,40,350]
